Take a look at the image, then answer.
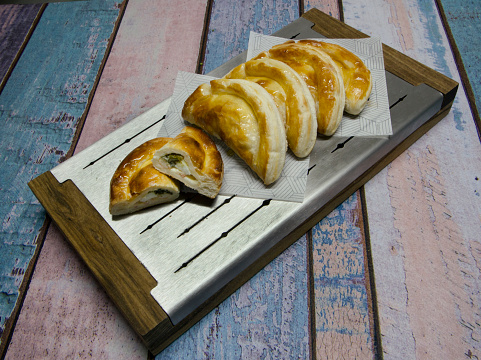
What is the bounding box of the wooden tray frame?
[28,8,458,355]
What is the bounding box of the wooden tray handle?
[28,171,173,337]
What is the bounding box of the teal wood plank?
[157,0,311,358]
[437,0,481,131]
[0,0,121,346]
[0,4,42,86]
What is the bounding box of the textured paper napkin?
[157,35,391,202]
[246,32,392,137]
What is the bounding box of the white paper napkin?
[157,34,392,202]
[246,32,392,137]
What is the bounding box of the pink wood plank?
[6,1,208,358]
[342,0,481,358]
[75,0,209,153]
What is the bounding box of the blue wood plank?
[202,0,299,74]
[438,0,481,130]
[311,192,374,357]
[0,0,121,343]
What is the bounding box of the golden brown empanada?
[297,40,372,115]
[152,126,223,198]
[254,41,345,136]
[110,138,180,216]
[182,78,287,185]
[225,58,317,157]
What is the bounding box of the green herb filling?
[152,189,173,195]
[162,153,184,167]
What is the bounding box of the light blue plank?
[202,0,299,74]
[157,0,310,358]
[311,192,374,357]
[0,0,121,341]
[438,0,481,128]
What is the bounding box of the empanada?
[297,40,372,115]
[254,41,345,136]
[110,138,180,216]
[152,126,223,199]
[225,58,317,158]
[182,78,287,185]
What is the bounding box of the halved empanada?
[254,41,345,136]
[181,78,287,185]
[225,58,317,158]
[152,126,223,198]
[297,40,372,115]
[110,138,180,216]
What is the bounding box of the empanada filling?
[163,153,184,166]
[162,153,198,183]
[140,189,174,203]
[152,189,173,195]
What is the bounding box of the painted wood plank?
[201,0,299,75]
[304,2,376,359]
[311,192,374,360]
[156,0,311,358]
[437,0,481,132]
[0,0,122,353]
[5,0,209,358]
[0,4,43,88]
[342,0,481,358]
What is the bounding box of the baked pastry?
[182,78,287,185]
[225,58,317,158]
[254,41,345,136]
[110,138,180,216]
[152,126,223,198]
[297,40,372,115]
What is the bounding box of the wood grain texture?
[0,3,43,89]
[28,172,170,336]
[0,0,122,353]
[311,192,374,359]
[342,0,481,358]
[6,0,208,358]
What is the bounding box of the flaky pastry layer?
[110,138,180,216]
[182,78,287,185]
[152,126,224,199]
[225,58,317,157]
[254,40,345,136]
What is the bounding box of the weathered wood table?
[0,0,479,359]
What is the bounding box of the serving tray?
[28,9,458,355]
